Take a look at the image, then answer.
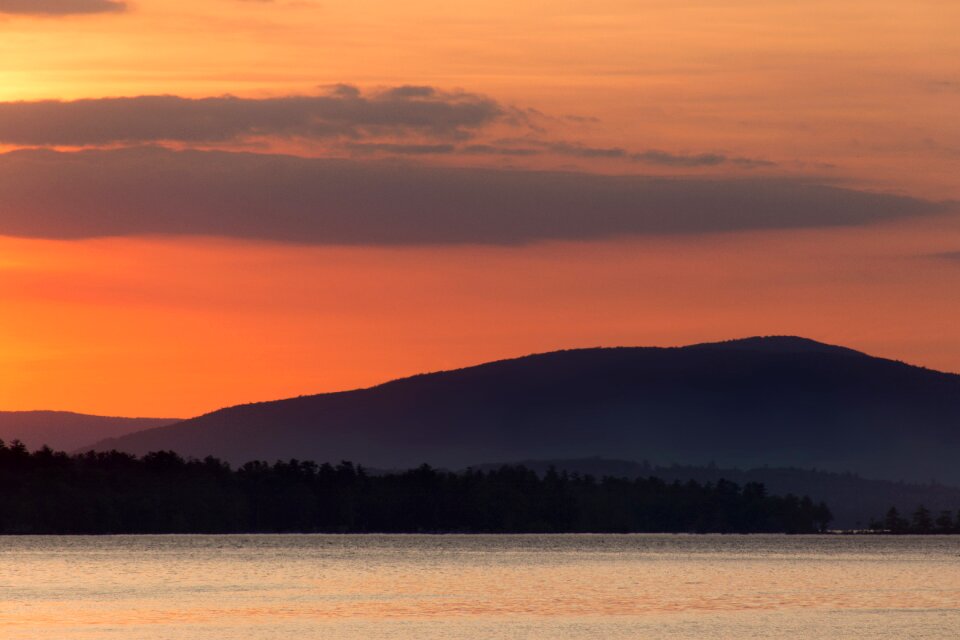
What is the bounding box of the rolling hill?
[85,336,960,485]
[0,411,180,452]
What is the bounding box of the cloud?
[345,142,457,155]
[547,143,775,168]
[0,86,503,145]
[928,80,960,92]
[546,142,628,159]
[335,138,775,168]
[462,144,541,157]
[632,150,725,167]
[0,0,126,14]
[0,87,775,169]
[0,147,942,245]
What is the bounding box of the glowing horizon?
[1,0,958,417]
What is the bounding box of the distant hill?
[0,411,180,452]
[470,458,960,529]
[86,336,960,484]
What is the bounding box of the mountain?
[470,458,960,529]
[86,336,960,484]
[0,411,180,452]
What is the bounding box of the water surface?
[1,534,958,639]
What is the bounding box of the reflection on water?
[1,534,958,639]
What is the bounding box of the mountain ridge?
[84,336,960,484]
[189,336,886,413]
[0,411,180,452]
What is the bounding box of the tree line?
[0,440,833,534]
[869,505,960,534]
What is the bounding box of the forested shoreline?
[866,505,960,534]
[0,441,837,534]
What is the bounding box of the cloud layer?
[351,140,774,168]
[0,147,941,245]
[0,0,126,15]
[0,87,502,145]
[0,87,774,168]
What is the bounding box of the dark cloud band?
[0,147,942,245]
[0,0,126,14]
[0,87,502,145]
[0,88,773,168]
[0,87,776,169]
[335,140,773,168]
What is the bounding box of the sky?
[0,0,958,417]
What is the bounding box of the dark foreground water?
[1,534,958,639]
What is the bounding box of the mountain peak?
[82,336,960,485]
[690,335,864,356]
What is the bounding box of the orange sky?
[1,0,959,416]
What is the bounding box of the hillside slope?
[86,336,960,484]
[0,411,180,452]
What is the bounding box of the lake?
[1,534,958,639]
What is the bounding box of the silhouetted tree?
[871,504,960,534]
[936,510,954,533]
[884,507,909,533]
[911,505,934,534]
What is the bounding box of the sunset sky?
[1,0,958,417]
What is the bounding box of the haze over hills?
[86,336,960,485]
[0,411,180,452]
